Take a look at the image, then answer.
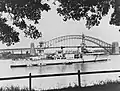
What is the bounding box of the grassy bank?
[0,86,35,91]
[0,81,120,91]
[42,81,120,91]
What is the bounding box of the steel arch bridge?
[40,35,112,53]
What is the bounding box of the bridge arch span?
[41,35,112,53]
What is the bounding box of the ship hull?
[10,55,110,68]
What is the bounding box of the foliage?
[0,0,50,46]
[56,0,120,29]
[0,0,120,46]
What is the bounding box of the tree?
[0,0,50,46]
[56,0,120,29]
[0,0,120,46]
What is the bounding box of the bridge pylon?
[30,43,36,56]
[112,42,120,55]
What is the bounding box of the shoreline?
[0,80,120,91]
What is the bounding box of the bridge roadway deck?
[0,46,112,51]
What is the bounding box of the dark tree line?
[0,0,119,46]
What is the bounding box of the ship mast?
[81,33,87,53]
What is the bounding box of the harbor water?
[0,55,120,90]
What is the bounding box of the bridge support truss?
[41,34,113,54]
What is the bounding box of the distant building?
[30,43,36,56]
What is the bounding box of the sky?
[0,3,120,49]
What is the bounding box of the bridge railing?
[0,70,120,91]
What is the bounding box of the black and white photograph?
[0,0,120,91]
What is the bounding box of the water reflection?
[73,63,81,71]
[80,63,87,72]
[57,65,67,72]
